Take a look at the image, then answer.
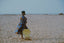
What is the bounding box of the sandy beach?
[0,14,64,43]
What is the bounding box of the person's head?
[21,11,25,16]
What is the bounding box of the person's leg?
[20,29,24,39]
[20,24,24,39]
[18,27,24,39]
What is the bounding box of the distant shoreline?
[0,14,63,16]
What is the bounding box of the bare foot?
[19,38,24,41]
[19,37,24,39]
[22,38,24,39]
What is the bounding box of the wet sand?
[0,15,64,43]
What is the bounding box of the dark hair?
[22,11,25,13]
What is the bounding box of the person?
[15,11,28,39]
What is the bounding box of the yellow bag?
[23,29,31,38]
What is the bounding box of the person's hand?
[16,32,18,34]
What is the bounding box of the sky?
[0,0,64,14]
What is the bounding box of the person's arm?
[20,17,23,23]
[20,17,22,20]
